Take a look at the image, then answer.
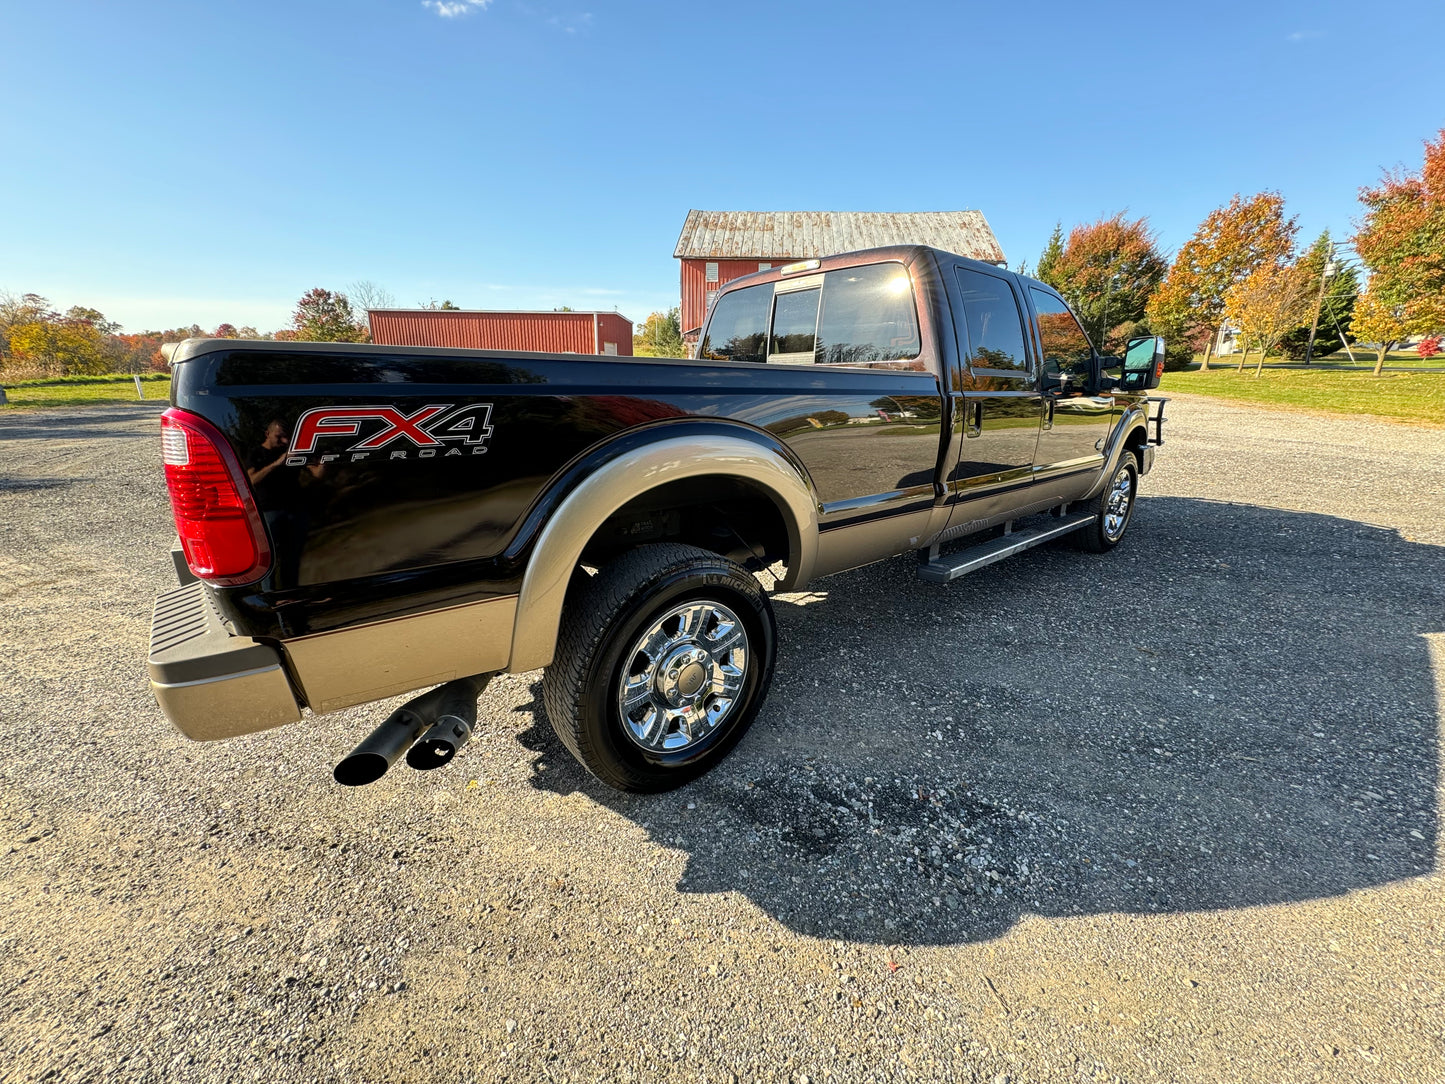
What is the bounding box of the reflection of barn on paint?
[673,210,1006,343]
[368,309,633,355]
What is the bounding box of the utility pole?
[1303,251,1337,366]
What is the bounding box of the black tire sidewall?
[578,562,775,785]
[1102,456,1139,545]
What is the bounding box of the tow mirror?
[1123,336,1165,390]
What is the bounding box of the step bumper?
[147,583,303,741]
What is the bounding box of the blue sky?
[1,0,1440,333]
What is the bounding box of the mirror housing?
[1122,336,1165,391]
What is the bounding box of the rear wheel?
[1076,454,1139,553]
[541,544,776,792]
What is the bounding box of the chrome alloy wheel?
[617,600,748,752]
[1103,462,1135,541]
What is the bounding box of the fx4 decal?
[285,403,494,464]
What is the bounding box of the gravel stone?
[0,396,1442,1083]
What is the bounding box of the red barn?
[368,309,633,355]
[673,210,1006,341]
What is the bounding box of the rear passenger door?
[945,266,1044,526]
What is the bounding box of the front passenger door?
[1028,288,1113,494]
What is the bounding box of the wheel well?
[578,476,792,576]
[1124,424,1148,462]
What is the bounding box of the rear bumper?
[148,583,302,740]
[148,583,518,740]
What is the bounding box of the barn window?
[705,289,718,311]
[758,263,772,272]
[705,262,718,284]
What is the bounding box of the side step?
[917,513,1096,584]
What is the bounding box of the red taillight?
[160,408,271,585]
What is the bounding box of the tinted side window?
[1029,289,1094,376]
[770,288,821,360]
[699,283,773,364]
[816,263,921,366]
[954,268,1030,373]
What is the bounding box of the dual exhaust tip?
[333,674,491,787]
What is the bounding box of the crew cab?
[148,246,1166,791]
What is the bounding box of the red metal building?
[368,309,633,355]
[673,210,1006,340]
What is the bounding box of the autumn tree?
[634,307,685,357]
[1146,192,1298,370]
[1351,285,1414,376]
[1352,128,1445,356]
[1223,259,1315,376]
[1035,213,1167,352]
[0,292,54,361]
[291,288,368,342]
[7,317,111,375]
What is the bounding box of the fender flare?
[507,432,821,672]
[1082,405,1150,500]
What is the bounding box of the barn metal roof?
[673,209,1005,263]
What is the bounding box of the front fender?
[507,431,821,672]
[1082,405,1149,501]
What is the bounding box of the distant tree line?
[7,128,1441,379]
[1033,126,1443,377]
[0,281,396,376]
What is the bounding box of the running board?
[917,514,1096,584]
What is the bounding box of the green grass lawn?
[1,373,171,410]
[1161,364,1444,425]
[1203,348,1442,371]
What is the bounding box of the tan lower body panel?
[813,507,936,579]
[282,595,518,714]
[152,665,303,741]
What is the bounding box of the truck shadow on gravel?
[515,497,1443,946]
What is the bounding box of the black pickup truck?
[148,245,1165,791]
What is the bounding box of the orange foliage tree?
[1223,259,1315,376]
[1352,128,1445,369]
[1036,213,1167,353]
[1145,193,1297,370]
[1350,286,1415,376]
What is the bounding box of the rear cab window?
[816,263,921,367]
[699,283,773,364]
[700,261,922,370]
[769,275,823,364]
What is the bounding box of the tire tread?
[541,543,767,791]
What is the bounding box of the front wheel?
[541,544,777,792]
[1076,454,1139,553]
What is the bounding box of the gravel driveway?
[2,396,1442,1083]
